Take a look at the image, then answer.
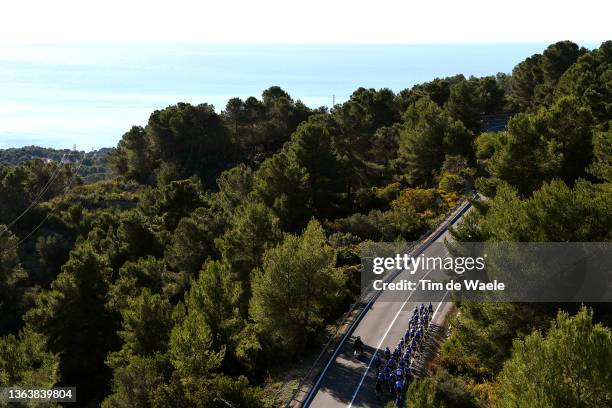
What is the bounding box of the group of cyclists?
[353,302,434,402]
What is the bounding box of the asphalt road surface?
[306,209,465,408]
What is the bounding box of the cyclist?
[373,353,381,370]
[384,368,393,392]
[375,372,385,398]
[419,303,425,316]
[353,336,364,356]
[395,378,404,400]
[404,329,411,342]
[384,346,391,360]
[428,302,433,315]
[388,371,396,388]
[404,366,413,386]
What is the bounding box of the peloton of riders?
[371,302,434,401]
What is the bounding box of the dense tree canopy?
[497,308,612,408]
[250,220,344,352]
[1,41,611,407]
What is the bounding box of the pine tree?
[250,220,343,352]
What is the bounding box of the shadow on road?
[317,341,390,406]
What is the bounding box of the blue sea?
[0,43,597,149]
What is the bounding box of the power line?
[0,153,70,238]
[0,151,94,255]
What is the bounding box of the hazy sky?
[1,0,610,44]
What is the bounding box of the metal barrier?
[286,198,474,407]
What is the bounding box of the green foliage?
[497,307,612,408]
[25,242,119,403]
[589,125,612,182]
[406,369,478,408]
[476,180,611,242]
[475,132,505,162]
[147,103,232,186]
[111,126,151,183]
[221,87,313,166]
[438,155,473,193]
[555,41,612,126]
[368,124,402,182]
[510,41,586,110]
[169,310,224,379]
[4,43,611,407]
[0,160,76,227]
[103,353,169,408]
[138,178,207,231]
[216,201,282,315]
[111,103,233,187]
[0,146,111,182]
[334,87,400,151]
[446,76,506,132]
[0,328,58,389]
[329,208,424,241]
[398,97,471,186]
[185,261,241,353]
[288,115,349,219]
[0,227,27,333]
[107,256,182,312]
[165,206,225,276]
[441,303,551,380]
[215,163,254,213]
[395,74,466,110]
[110,289,174,364]
[252,152,312,232]
[486,96,594,195]
[250,220,343,352]
[330,185,458,242]
[149,374,263,408]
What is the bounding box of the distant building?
[60,156,76,164]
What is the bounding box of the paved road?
[306,207,466,408]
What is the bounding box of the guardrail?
[288,198,474,407]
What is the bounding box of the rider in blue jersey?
[404,366,413,384]
[395,379,404,399]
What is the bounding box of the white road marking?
[347,261,452,408]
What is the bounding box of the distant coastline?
[0,43,599,150]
